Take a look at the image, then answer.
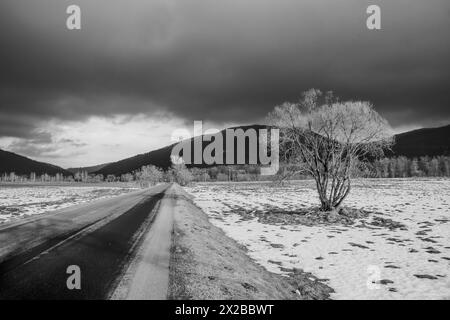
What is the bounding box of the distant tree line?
[0,172,71,183]
[189,165,261,182]
[0,163,263,185]
[2,156,449,186]
[360,156,450,178]
[134,161,193,187]
[276,156,450,180]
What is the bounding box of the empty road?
[0,183,174,300]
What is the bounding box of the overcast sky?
[0,0,449,167]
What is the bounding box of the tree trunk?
[316,176,351,213]
[320,202,333,212]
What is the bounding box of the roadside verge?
[167,184,333,300]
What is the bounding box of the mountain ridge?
[0,149,73,176]
[94,124,450,176]
[2,124,448,177]
[387,124,450,158]
[67,162,112,174]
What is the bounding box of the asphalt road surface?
[0,183,172,300]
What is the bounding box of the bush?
[135,165,163,188]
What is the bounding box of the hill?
[390,124,450,158]
[94,144,175,176]
[67,162,112,174]
[94,124,450,176]
[95,125,268,176]
[0,149,73,176]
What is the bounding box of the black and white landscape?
[0,0,449,301]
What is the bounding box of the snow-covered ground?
[186,179,450,300]
[0,185,137,224]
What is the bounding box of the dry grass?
[167,185,333,300]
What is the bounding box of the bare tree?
[267,89,394,212]
[135,165,163,188]
[169,163,193,186]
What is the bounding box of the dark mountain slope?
[94,124,450,176]
[95,125,269,176]
[67,162,112,174]
[0,149,73,176]
[390,125,450,157]
[95,144,175,176]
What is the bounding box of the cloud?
[0,0,449,159]
[6,130,87,159]
[2,114,194,167]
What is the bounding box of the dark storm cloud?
[7,130,87,158]
[1,0,449,139]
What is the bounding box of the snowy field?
[0,185,137,224]
[186,179,450,300]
